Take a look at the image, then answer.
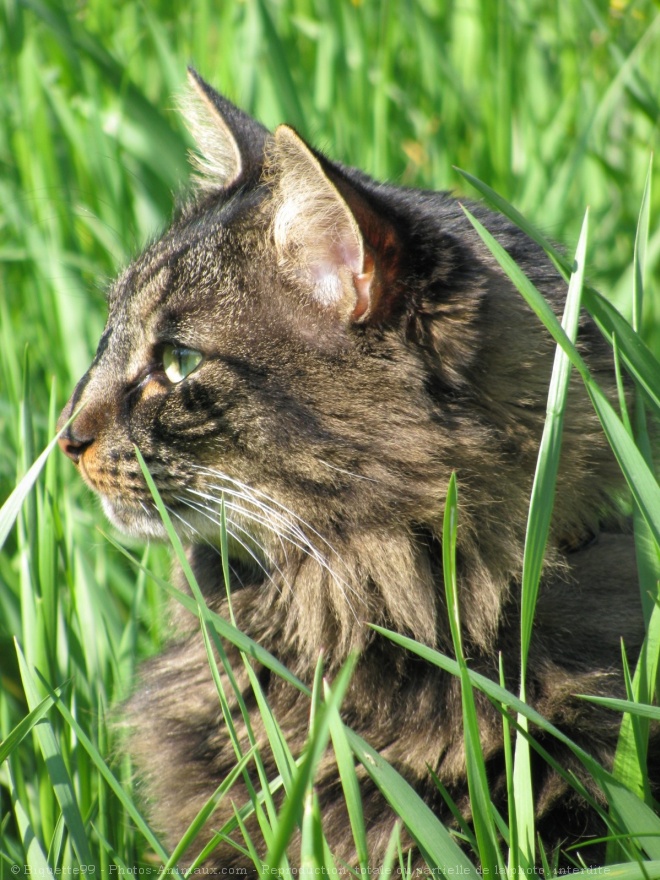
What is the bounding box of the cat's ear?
[271,126,398,324]
[183,68,269,190]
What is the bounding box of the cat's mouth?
[97,483,272,570]
[74,449,189,540]
[78,448,327,577]
[73,453,182,541]
[73,455,161,539]
[97,486,212,544]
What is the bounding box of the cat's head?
[58,71,472,553]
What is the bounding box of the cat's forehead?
[108,222,245,325]
[99,215,273,383]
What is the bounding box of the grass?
[1,0,660,874]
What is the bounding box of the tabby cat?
[58,70,653,869]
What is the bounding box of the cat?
[58,69,654,870]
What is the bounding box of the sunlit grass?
[2,0,660,873]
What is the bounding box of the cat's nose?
[57,397,96,465]
[57,427,94,465]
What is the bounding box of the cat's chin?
[100,497,171,542]
[99,496,231,547]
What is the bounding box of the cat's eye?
[162,345,203,383]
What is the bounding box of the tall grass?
[1,0,660,874]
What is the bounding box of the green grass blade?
[185,774,289,872]
[373,626,660,859]
[15,639,95,867]
[0,429,62,552]
[630,156,659,623]
[47,684,168,861]
[629,319,660,845]
[345,725,477,873]
[579,695,660,722]
[586,382,660,553]
[442,473,504,872]
[586,289,660,423]
[265,654,356,869]
[456,167,575,277]
[518,210,588,666]
[241,660,297,797]
[569,861,660,880]
[462,208,660,556]
[378,822,404,877]
[227,805,264,872]
[632,157,652,334]
[427,765,477,848]
[611,595,660,820]
[300,788,333,872]
[460,204,589,376]
[512,209,589,866]
[442,473,462,654]
[325,682,370,872]
[9,767,51,868]
[499,655,517,863]
[163,747,257,870]
[0,690,58,764]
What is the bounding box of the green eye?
[162,345,203,383]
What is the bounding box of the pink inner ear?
[303,221,369,311]
[352,268,374,321]
[350,251,375,322]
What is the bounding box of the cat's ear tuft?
[270,125,375,322]
[182,69,269,191]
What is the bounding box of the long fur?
[57,72,657,869]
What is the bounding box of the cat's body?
[58,72,653,868]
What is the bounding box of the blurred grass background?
[1,0,660,870]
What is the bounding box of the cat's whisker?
[191,465,328,542]
[191,470,304,532]
[318,459,379,484]
[193,487,297,564]
[191,487,317,565]
[178,488,361,619]
[190,464,348,569]
[185,475,324,558]
[183,481,361,611]
[173,502,285,598]
[179,490,288,562]
[220,530,288,600]
[166,503,267,593]
[172,494,292,599]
